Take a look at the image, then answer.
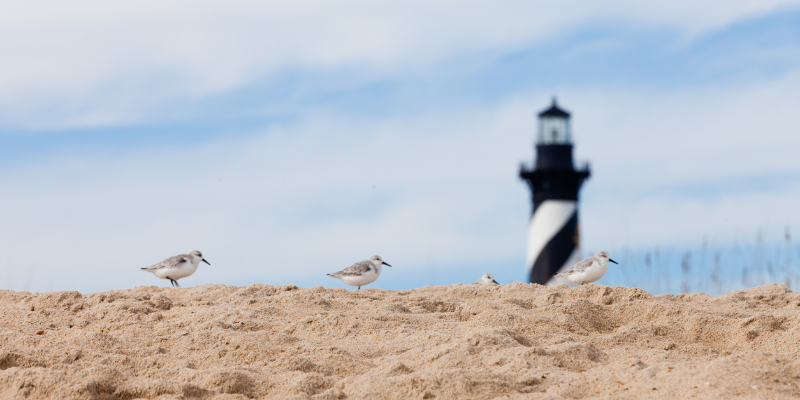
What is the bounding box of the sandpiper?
[141,250,210,287]
[472,273,500,285]
[327,255,391,289]
[555,251,617,285]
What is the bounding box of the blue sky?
[1,1,800,293]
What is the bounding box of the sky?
[1,1,800,293]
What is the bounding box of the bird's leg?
[358,286,361,290]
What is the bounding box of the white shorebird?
[555,251,618,285]
[141,250,210,287]
[327,255,391,289]
[472,273,500,285]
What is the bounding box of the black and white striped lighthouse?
[519,98,590,285]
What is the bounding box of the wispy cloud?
[1,0,798,128]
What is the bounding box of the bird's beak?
[609,259,618,264]
[492,280,499,284]
[203,259,211,265]
[382,261,392,267]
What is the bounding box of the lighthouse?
[519,98,591,285]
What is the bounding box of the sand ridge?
[1,282,799,399]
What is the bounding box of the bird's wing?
[333,260,372,277]
[568,257,596,274]
[145,254,190,271]
[471,279,482,284]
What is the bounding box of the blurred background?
[1,1,799,294]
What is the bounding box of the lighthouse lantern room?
[538,100,571,144]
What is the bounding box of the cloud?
[558,71,800,248]
[1,0,798,128]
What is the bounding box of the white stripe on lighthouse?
[526,200,577,270]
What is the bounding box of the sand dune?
[1,282,799,399]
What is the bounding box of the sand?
[1,282,799,399]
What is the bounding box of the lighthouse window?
[539,117,571,144]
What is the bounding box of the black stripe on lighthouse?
[530,211,578,285]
